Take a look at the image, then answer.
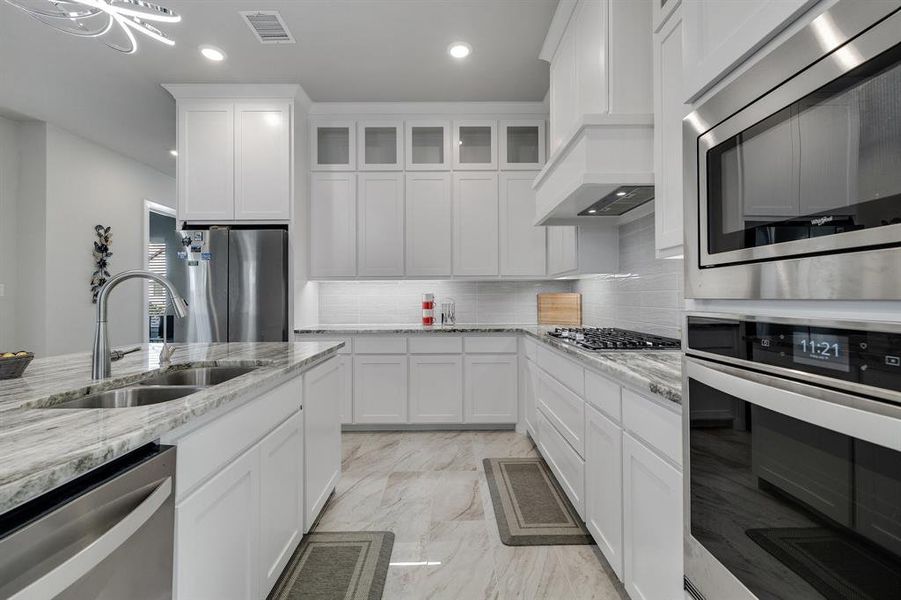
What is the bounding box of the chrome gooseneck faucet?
[92,270,189,380]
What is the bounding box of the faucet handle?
[159,344,177,364]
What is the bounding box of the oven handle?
[685,357,901,451]
[8,476,172,600]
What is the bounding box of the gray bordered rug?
[483,457,592,546]
[268,531,394,600]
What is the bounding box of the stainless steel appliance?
[0,444,176,599]
[174,227,289,342]
[683,314,901,599]
[684,0,901,299]
[547,327,681,351]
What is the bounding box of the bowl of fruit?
[0,351,34,380]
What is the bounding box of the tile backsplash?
[575,214,683,339]
[317,280,573,325]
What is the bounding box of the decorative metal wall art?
[91,225,113,303]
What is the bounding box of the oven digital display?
[792,332,850,372]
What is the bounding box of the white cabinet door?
[623,433,683,600]
[176,445,260,600]
[521,357,539,438]
[409,355,463,423]
[353,355,408,424]
[549,24,577,154]
[311,120,356,171]
[178,100,235,222]
[500,172,546,277]
[453,172,499,276]
[303,358,343,529]
[358,120,403,171]
[405,120,451,170]
[547,226,578,276]
[585,404,624,580]
[338,354,353,425]
[310,172,356,277]
[453,120,498,170]
[682,0,815,101]
[259,411,304,595]
[406,172,452,276]
[234,101,291,220]
[653,8,687,258]
[537,410,585,518]
[357,172,404,276]
[500,120,546,170]
[464,354,517,423]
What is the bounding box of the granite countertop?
[295,324,682,406]
[0,341,342,514]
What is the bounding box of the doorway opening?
[143,200,178,343]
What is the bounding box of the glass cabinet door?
[312,120,355,171]
[500,120,546,170]
[405,121,451,170]
[358,121,403,170]
[453,120,498,170]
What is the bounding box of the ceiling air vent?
[240,11,295,44]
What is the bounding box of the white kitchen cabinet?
[176,444,261,600]
[585,403,624,580]
[303,358,343,530]
[547,226,578,275]
[453,172,499,276]
[537,368,586,456]
[353,354,408,423]
[357,172,404,276]
[549,20,577,154]
[405,120,451,170]
[464,354,517,423]
[500,172,546,277]
[358,120,403,171]
[623,432,683,600]
[405,172,452,276]
[500,120,546,170]
[409,355,464,423]
[259,411,304,595]
[520,357,539,438]
[453,120,498,170]
[338,354,353,425]
[312,120,356,171]
[177,100,235,222]
[653,7,687,258]
[537,410,585,518]
[682,0,815,101]
[310,172,357,277]
[234,101,291,220]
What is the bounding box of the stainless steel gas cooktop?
[546,327,681,351]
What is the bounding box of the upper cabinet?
[453,120,498,170]
[500,120,546,170]
[405,121,451,171]
[312,120,356,171]
[453,171,499,276]
[357,172,405,276]
[235,102,292,220]
[500,172,546,277]
[177,100,236,222]
[358,121,403,171]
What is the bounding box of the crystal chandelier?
[3,0,181,53]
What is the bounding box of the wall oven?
[683,314,901,600]
[684,0,901,299]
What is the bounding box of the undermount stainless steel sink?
[48,386,205,409]
[138,366,258,387]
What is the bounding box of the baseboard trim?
[342,423,517,432]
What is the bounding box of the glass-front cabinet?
[453,120,498,170]
[500,120,546,170]
[405,121,451,170]
[357,121,403,171]
[311,120,355,171]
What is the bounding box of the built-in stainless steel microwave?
[684,0,901,300]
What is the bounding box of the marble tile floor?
[313,431,628,600]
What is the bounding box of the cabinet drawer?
[409,336,463,354]
[295,334,352,354]
[464,335,518,354]
[536,344,584,396]
[354,336,407,354]
[538,369,586,456]
[622,388,682,467]
[585,369,622,423]
[537,411,585,519]
[521,336,539,362]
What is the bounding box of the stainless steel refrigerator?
[172,227,288,343]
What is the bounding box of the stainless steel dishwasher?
[0,444,176,600]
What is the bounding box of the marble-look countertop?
[0,342,341,514]
[295,324,682,406]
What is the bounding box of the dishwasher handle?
[8,476,172,600]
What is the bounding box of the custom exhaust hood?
[532,0,655,226]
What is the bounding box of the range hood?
[532,0,655,226]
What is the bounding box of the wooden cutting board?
[537,293,582,326]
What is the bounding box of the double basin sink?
[48,366,258,409]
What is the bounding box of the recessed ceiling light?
[200,45,227,62]
[447,42,472,59]
[616,191,627,196]
[169,149,178,157]
[588,209,597,214]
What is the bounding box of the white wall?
[0,116,20,350]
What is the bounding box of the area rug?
[268,531,394,600]
[747,527,901,600]
[483,457,592,546]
